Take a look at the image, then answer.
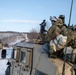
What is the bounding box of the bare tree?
[27,29,39,39]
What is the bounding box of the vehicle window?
[20,51,26,63]
[12,49,17,59]
[6,49,13,59]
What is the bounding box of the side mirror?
[1,49,6,59]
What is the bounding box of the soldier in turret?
[36,19,47,43]
[40,19,47,34]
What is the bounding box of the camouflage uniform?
[45,25,60,42]
[45,18,63,43]
[58,15,76,45]
[59,26,76,44]
[55,19,75,44]
[45,17,76,57]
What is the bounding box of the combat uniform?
[45,18,63,43]
[47,18,67,53]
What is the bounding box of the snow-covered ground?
[9,37,25,46]
[0,59,8,75]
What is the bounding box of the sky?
[0,0,76,32]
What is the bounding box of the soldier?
[59,15,76,46]
[59,15,65,24]
[40,19,47,34]
[38,17,63,43]
[50,16,57,25]
[45,17,65,57]
[58,15,76,44]
[45,15,76,58]
[36,19,47,43]
[45,16,62,43]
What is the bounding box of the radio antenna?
[62,0,74,75]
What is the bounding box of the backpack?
[57,24,76,45]
[56,24,68,36]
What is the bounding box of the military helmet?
[59,15,65,19]
[50,16,57,22]
[43,19,46,22]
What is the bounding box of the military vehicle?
[0,0,76,75]
[0,34,76,75]
[0,24,76,75]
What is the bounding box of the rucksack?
[57,24,76,45]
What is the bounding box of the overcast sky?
[0,0,76,32]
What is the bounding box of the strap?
[53,37,63,50]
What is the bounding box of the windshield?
[20,51,26,63]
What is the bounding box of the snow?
[0,59,8,75]
[0,33,16,39]
[9,38,25,46]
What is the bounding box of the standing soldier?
[39,19,47,42]
[40,19,47,34]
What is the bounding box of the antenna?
[68,0,73,27]
[62,0,74,75]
